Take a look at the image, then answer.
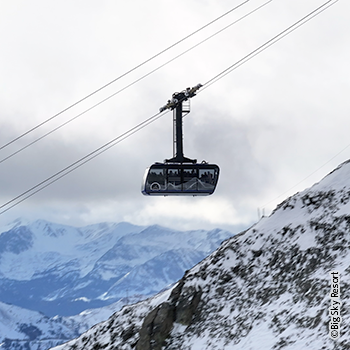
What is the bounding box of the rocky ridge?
[53,160,350,349]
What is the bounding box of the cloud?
[1,0,349,231]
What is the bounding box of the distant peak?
[7,218,31,229]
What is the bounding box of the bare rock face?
[136,279,202,350]
[136,302,174,350]
[175,288,202,326]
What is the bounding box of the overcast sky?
[0,0,349,232]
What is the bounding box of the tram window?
[198,169,215,190]
[183,168,198,191]
[143,164,218,195]
[167,168,181,190]
[147,168,166,191]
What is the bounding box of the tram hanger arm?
[159,83,202,112]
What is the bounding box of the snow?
[9,161,350,349]
[148,284,175,308]
[0,301,79,343]
[50,159,350,350]
[0,219,234,349]
[74,297,91,302]
[295,229,316,250]
[0,220,231,283]
[235,322,277,350]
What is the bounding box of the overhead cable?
[0,0,249,153]
[0,0,338,215]
[262,140,350,210]
[201,0,339,90]
[0,0,271,165]
[0,110,169,215]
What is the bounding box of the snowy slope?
[0,297,145,350]
[0,220,233,350]
[0,301,80,350]
[52,160,350,350]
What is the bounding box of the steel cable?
[0,0,249,153]
[201,0,339,90]
[0,0,269,165]
[0,0,338,214]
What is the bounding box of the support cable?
[0,0,249,152]
[0,110,169,215]
[0,0,338,215]
[0,0,270,165]
[201,0,338,90]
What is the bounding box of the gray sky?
[0,0,349,232]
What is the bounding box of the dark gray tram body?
[142,163,219,196]
[142,84,220,196]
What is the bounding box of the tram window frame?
[167,168,182,190]
[147,168,166,191]
[198,168,216,190]
[183,167,198,191]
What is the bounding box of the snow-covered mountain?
[0,301,80,350]
[52,160,350,349]
[0,219,233,349]
[0,221,231,317]
[0,296,143,350]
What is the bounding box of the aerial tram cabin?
[142,163,219,196]
[142,84,220,196]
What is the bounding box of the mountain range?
[0,220,233,349]
[0,297,142,350]
[51,160,350,349]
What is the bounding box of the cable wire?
[201,0,338,90]
[0,0,249,153]
[262,143,350,209]
[0,110,169,214]
[0,0,339,215]
[0,0,270,165]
